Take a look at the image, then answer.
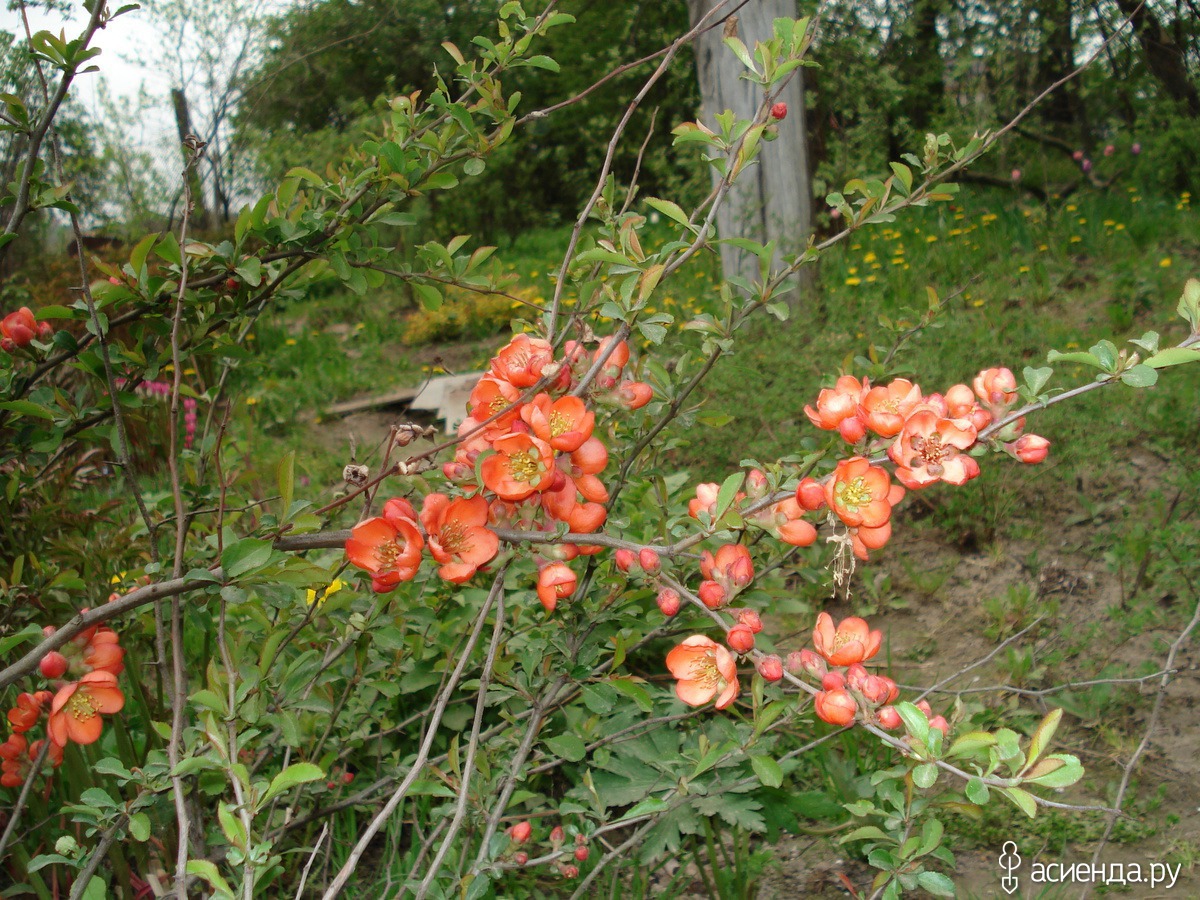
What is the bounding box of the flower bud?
[342,771,355,784]
[698,580,726,609]
[1103,144,1115,157]
[656,588,681,617]
[877,706,902,729]
[1012,433,1050,464]
[928,715,950,738]
[537,563,577,613]
[514,851,529,866]
[915,700,933,718]
[507,821,532,844]
[814,689,857,726]
[821,671,846,692]
[726,624,756,654]
[38,652,68,680]
[614,548,636,573]
[550,825,565,845]
[1010,168,1021,182]
[795,477,826,511]
[794,648,826,679]
[736,608,763,633]
[756,654,783,682]
[745,468,769,500]
[1131,142,1141,155]
[574,846,590,862]
[770,102,787,120]
[562,864,579,878]
[1072,149,1084,161]
[638,548,661,574]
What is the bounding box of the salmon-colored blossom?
[699,543,754,607]
[481,432,555,501]
[7,692,52,733]
[468,375,524,435]
[861,378,923,437]
[520,393,594,452]
[812,612,883,666]
[1,307,37,350]
[795,477,826,511]
[1010,433,1050,463]
[666,636,739,709]
[825,457,904,529]
[421,494,499,583]
[536,562,577,612]
[805,375,868,443]
[888,409,979,489]
[491,334,554,388]
[48,671,125,747]
[973,367,1018,409]
[345,502,425,592]
[618,381,653,410]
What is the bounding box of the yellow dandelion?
[285,338,297,346]
[851,243,862,250]
[1065,341,1080,349]
[1037,244,1049,252]
[1018,265,1030,273]
[1069,236,1082,243]
[864,251,877,263]
[972,299,985,308]
[246,397,258,406]
[1115,224,1126,231]
[845,277,862,286]
[866,275,877,283]
[848,266,859,275]
[1160,257,1172,268]
[1066,204,1077,212]
[1131,196,1141,203]
[1077,218,1087,225]
[1103,220,1116,227]
[948,228,964,237]
[891,257,905,266]
[926,235,938,243]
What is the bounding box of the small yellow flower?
[845,277,862,286]
[285,338,297,346]
[863,251,877,263]
[1077,218,1087,225]
[972,299,985,308]
[1160,257,1172,268]
[851,243,862,250]
[1018,265,1030,273]
[1103,220,1116,227]
[866,275,877,283]
[1065,341,1080,349]
[1066,204,1077,212]
[1069,236,1082,243]
[926,235,938,243]
[1131,196,1141,203]
[948,228,964,237]
[1037,244,1049,252]
[1115,224,1125,231]
[306,579,345,606]
[848,266,859,275]
[246,397,258,406]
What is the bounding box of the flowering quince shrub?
[2,4,1200,899]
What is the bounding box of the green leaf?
[750,754,783,788]
[964,777,989,805]
[916,871,956,897]
[186,859,235,897]
[912,763,938,789]
[1120,364,1158,387]
[1022,366,1053,395]
[0,400,56,420]
[840,825,891,844]
[1145,347,1200,369]
[277,451,295,519]
[1089,340,1118,371]
[545,733,586,763]
[1025,753,1083,789]
[1046,349,1101,368]
[521,55,559,72]
[894,701,930,743]
[645,197,693,229]
[1177,278,1200,332]
[128,812,152,842]
[714,471,746,523]
[946,731,996,759]
[463,157,485,176]
[0,623,43,656]
[221,538,274,580]
[260,762,324,807]
[1025,708,1062,769]
[1000,786,1038,818]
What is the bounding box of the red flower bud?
[928,715,950,738]
[574,846,589,862]
[821,671,845,692]
[562,864,579,878]
[770,102,788,120]
[514,851,529,866]
[38,652,68,680]
[795,477,826,511]
[757,654,784,682]
[550,825,565,845]
[877,705,902,729]
[507,821,532,844]
[698,580,726,609]
[656,588,681,617]
[1012,433,1050,464]
[726,624,756,654]
[638,548,661,574]
[736,608,763,633]
[614,548,636,573]
[342,771,355,784]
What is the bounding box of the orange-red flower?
[421,493,499,583]
[805,375,868,443]
[812,612,882,666]
[825,457,904,530]
[761,497,818,547]
[84,628,125,676]
[617,381,653,410]
[888,409,979,489]
[481,433,555,501]
[491,334,554,388]
[1,307,37,349]
[1010,433,1050,464]
[814,689,858,726]
[699,544,754,608]
[520,393,594,452]
[468,375,524,435]
[48,671,125,747]
[861,378,923,437]
[666,635,739,709]
[6,691,52,733]
[536,562,577,612]
[345,501,425,592]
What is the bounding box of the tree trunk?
[171,88,212,230]
[686,0,813,299]
[1113,0,1200,116]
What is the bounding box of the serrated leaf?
[221,538,273,580]
[840,825,891,844]
[714,471,745,523]
[912,762,938,789]
[1145,347,1200,368]
[1023,366,1053,395]
[1120,364,1158,387]
[1025,753,1083,788]
[1001,786,1038,818]
[916,871,956,897]
[128,812,151,842]
[965,777,989,805]
[895,701,930,743]
[1025,708,1062,769]
[1046,349,1102,367]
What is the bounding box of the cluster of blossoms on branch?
[0,306,53,354]
[504,820,589,878]
[663,366,1050,727]
[3,608,129,788]
[345,333,652,608]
